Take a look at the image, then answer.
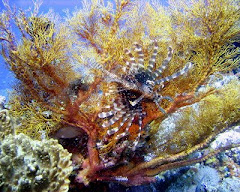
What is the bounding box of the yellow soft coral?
[0,0,239,187]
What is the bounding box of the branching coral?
[0,0,239,188]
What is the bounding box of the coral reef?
[0,0,239,189]
[8,94,62,140]
[0,95,5,109]
[154,125,240,192]
[219,177,240,192]
[166,165,220,192]
[165,149,240,192]
[97,43,192,166]
[0,133,73,192]
[0,109,14,139]
[149,74,240,158]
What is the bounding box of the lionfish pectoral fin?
[132,114,143,151]
[98,111,115,118]
[115,114,135,140]
[102,110,126,128]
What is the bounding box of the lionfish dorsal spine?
[152,46,173,79]
[156,62,192,84]
[124,48,139,74]
[146,41,159,73]
[133,42,145,70]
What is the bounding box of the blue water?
[0,59,15,99]
[0,0,90,99]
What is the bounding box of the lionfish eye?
[142,84,153,94]
[146,80,154,86]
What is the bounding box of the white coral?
[0,133,73,192]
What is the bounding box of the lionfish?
[97,41,192,166]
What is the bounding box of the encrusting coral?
[0,133,73,192]
[0,0,239,188]
[0,109,14,140]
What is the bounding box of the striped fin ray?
[106,113,131,137]
[132,109,144,150]
[102,110,126,128]
[97,112,128,148]
[98,110,116,118]
[133,42,145,70]
[124,48,139,74]
[155,62,192,85]
[102,98,119,109]
[113,101,125,111]
[147,41,159,73]
[154,95,173,114]
[103,84,117,96]
[116,114,135,140]
[99,98,124,117]
[153,47,173,79]
[98,104,124,118]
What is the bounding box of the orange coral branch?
[141,93,195,129]
[144,144,240,177]
[167,93,195,113]
[65,77,102,123]
[41,64,69,89]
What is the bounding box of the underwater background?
[0,0,92,99]
[0,0,240,191]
